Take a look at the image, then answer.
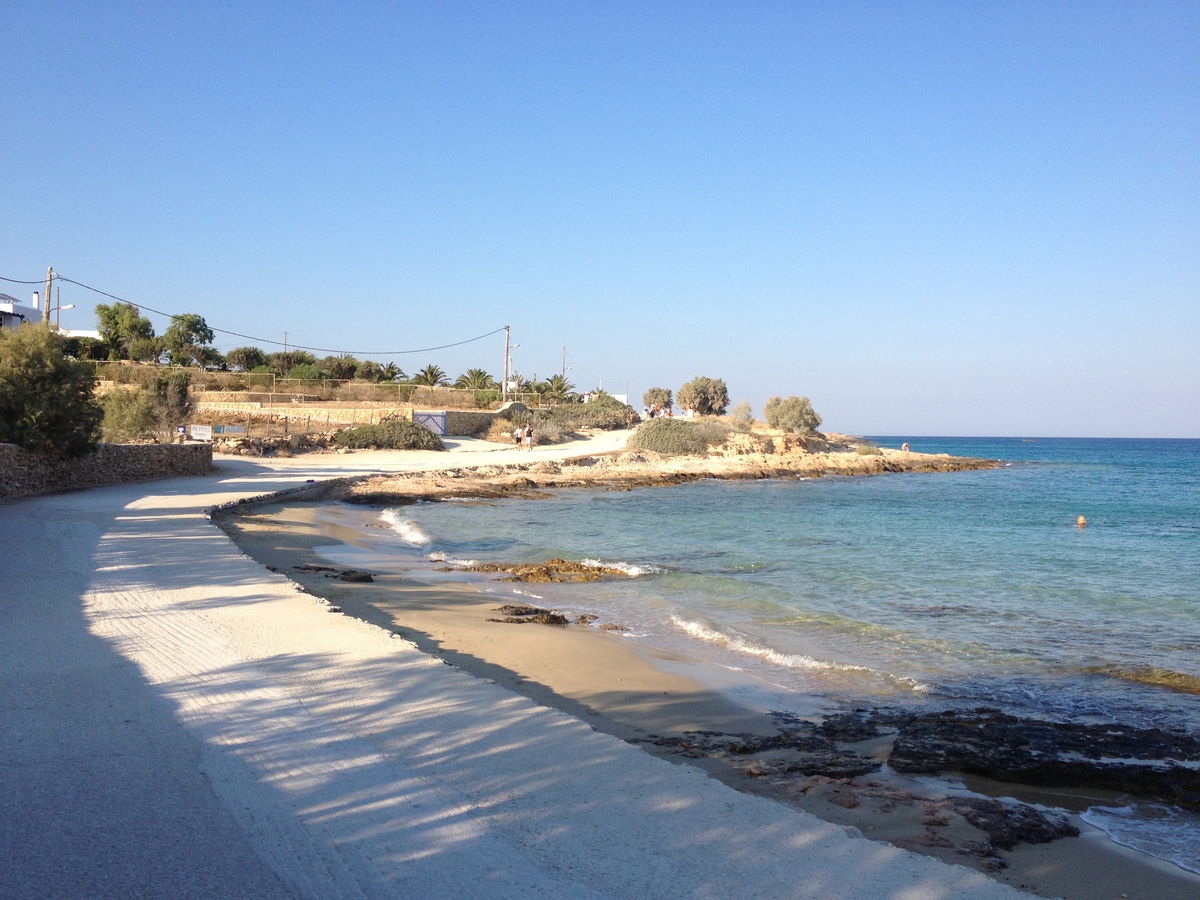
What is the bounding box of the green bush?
[548,391,630,430]
[473,389,501,408]
[100,388,160,442]
[855,443,883,456]
[334,419,445,451]
[628,419,731,456]
[0,324,103,457]
[764,396,822,434]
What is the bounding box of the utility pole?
[502,325,511,401]
[561,346,566,379]
[42,267,54,324]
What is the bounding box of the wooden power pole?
[42,267,54,324]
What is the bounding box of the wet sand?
[218,499,1200,900]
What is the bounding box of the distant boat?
[1022,439,1036,443]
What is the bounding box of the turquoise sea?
[312,437,1200,872]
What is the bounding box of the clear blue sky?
[3,1,1197,437]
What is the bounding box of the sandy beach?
[3,432,1195,898]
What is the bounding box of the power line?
[0,275,51,285]
[4,272,505,357]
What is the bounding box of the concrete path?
[0,435,1027,899]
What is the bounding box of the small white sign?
[189,425,213,442]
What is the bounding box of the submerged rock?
[438,558,633,583]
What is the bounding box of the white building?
[0,292,41,332]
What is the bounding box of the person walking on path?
[524,424,534,451]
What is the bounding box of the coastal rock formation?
[641,706,1199,863]
[436,558,633,583]
[487,604,570,626]
[878,707,1200,812]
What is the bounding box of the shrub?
[288,363,327,381]
[764,396,822,434]
[728,401,754,430]
[628,419,731,456]
[855,443,883,456]
[334,419,445,451]
[100,388,160,442]
[150,371,194,437]
[677,376,729,416]
[0,324,103,457]
[473,389,501,408]
[548,391,630,430]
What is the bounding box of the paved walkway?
[0,436,1026,898]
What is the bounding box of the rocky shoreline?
[637,705,1199,867]
[328,440,999,506]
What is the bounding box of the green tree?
[454,368,497,390]
[643,387,672,410]
[162,313,216,367]
[130,336,163,364]
[381,362,405,382]
[677,376,729,416]
[542,373,575,402]
[355,360,385,382]
[412,363,449,386]
[322,354,358,380]
[0,324,103,457]
[269,350,316,375]
[226,346,268,372]
[61,335,111,361]
[763,396,822,434]
[95,301,155,361]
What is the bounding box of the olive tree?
[226,346,269,372]
[677,376,729,416]
[763,396,822,434]
[0,324,103,457]
[95,301,155,361]
[162,313,217,367]
[643,387,672,410]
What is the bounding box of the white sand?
[0,434,1026,898]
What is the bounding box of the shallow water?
[310,437,1200,871]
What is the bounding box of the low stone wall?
[0,442,214,504]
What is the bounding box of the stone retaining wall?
[0,443,214,503]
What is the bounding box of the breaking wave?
[379,509,431,546]
[670,616,929,692]
[581,557,661,577]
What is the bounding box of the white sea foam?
[426,551,478,566]
[581,557,660,577]
[379,509,432,546]
[1081,804,1200,875]
[511,588,545,601]
[670,616,929,692]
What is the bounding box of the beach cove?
[4,433,1196,898]
[212,434,1199,898]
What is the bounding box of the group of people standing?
[512,424,534,451]
[644,404,673,419]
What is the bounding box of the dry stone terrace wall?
[0,443,213,503]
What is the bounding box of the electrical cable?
[5,273,506,357]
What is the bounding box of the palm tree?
[381,362,405,382]
[454,368,497,390]
[542,373,576,402]
[411,363,449,386]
